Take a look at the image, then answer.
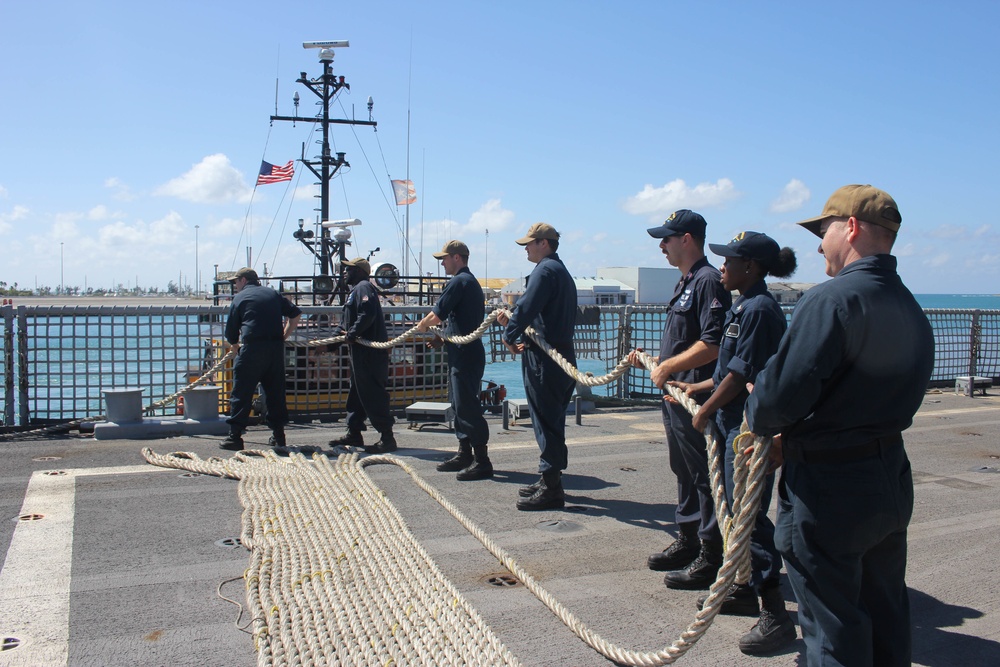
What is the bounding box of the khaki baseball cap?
[230,267,259,283]
[342,257,371,276]
[515,222,560,246]
[797,184,902,238]
[432,240,470,259]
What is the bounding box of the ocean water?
[485,294,1000,400]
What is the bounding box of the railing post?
[2,304,13,426]
[617,307,632,400]
[968,310,981,397]
[16,307,29,426]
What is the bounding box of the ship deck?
[2,390,999,666]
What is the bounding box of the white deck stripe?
[0,465,164,666]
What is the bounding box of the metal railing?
[1,303,998,427]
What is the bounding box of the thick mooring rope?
[143,412,771,666]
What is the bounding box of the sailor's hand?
[744,433,783,473]
[426,334,445,350]
[502,339,521,357]
[691,407,709,432]
[496,311,510,326]
[650,360,673,389]
[627,348,645,369]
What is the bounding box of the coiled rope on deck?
[143,396,771,665]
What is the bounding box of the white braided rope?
[142,448,522,667]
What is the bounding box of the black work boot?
[456,444,494,481]
[328,430,364,448]
[268,428,286,448]
[647,523,700,571]
[518,476,544,498]
[364,431,397,454]
[437,440,473,472]
[739,582,796,655]
[663,540,723,590]
[219,429,244,451]
[516,470,565,511]
[697,583,760,617]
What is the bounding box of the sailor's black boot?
[697,583,760,617]
[456,444,494,481]
[220,429,244,451]
[739,582,796,655]
[647,522,700,571]
[328,430,364,448]
[518,475,544,498]
[437,440,473,472]
[268,428,286,448]
[365,431,397,454]
[663,540,723,590]
[516,470,565,511]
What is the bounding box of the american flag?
[257,160,295,185]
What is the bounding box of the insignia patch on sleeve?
[711,298,723,309]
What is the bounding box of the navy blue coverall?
[660,256,731,544]
[342,280,394,435]
[502,253,577,473]
[747,255,934,667]
[225,284,302,432]
[711,280,786,589]
[433,266,489,448]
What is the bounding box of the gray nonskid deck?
[1,391,999,666]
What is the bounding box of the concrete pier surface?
[1,389,999,666]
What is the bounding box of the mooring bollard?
[502,399,510,430]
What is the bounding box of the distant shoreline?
[2,295,211,307]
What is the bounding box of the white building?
[596,267,682,304]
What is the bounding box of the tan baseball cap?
[797,184,902,238]
[230,267,259,283]
[342,257,371,276]
[515,222,560,246]
[432,240,470,259]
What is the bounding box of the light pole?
[195,225,200,297]
[484,228,489,303]
[60,242,64,295]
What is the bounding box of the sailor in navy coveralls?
[667,231,798,655]
[628,210,731,589]
[497,223,577,511]
[328,257,397,454]
[415,240,492,481]
[221,267,302,451]
[747,185,934,667]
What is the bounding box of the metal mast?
[270,41,376,280]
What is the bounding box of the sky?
[2,1,999,295]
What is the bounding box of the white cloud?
[894,242,915,257]
[466,199,515,234]
[88,205,112,221]
[769,179,810,214]
[105,177,136,202]
[623,178,739,220]
[929,224,966,240]
[925,252,951,268]
[154,154,252,204]
[0,185,8,199]
[0,204,29,235]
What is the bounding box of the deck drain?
[215,537,244,549]
[32,456,61,462]
[536,519,583,533]
[1,636,21,652]
[484,574,521,588]
[972,466,1000,474]
[179,472,203,478]
[42,470,68,476]
[17,514,45,522]
[620,466,637,472]
[564,505,590,513]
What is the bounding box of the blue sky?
[2,1,998,294]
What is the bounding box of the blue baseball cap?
[646,209,707,239]
[709,231,780,266]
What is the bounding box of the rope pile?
[143,384,772,667]
[143,448,522,667]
